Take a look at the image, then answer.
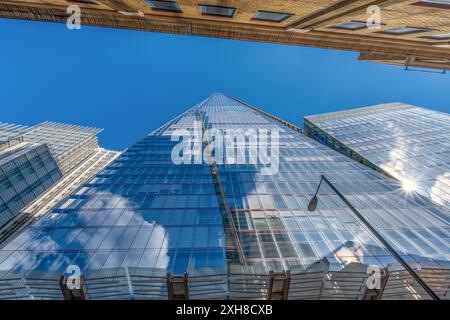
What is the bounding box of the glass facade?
[304,103,450,209]
[23,122,103,174]
[0,148,121,248]
[0,142,62,227]
[0,121,116,251]
[0,94,448,300]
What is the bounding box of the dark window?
[145,0,181,12]
[199,4,235,17]
[68,0,96,3]
[253,10,292,22]
[412,0,450,9]
[424,33,450,39]
[381,26,433,35]
[332,21,367,30]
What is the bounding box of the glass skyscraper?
[0,94,448,300]
[0,121,119,243]
[22,122,104,174]
[0,122,63,228]
[0,141,62,228]
[304,103,450,209]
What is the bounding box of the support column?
[363,268,389,300]
[167,273,189,300]
[268,270,290,300]
[59,275,89,300]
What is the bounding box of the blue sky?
[1,18,450,150]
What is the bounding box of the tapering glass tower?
[0,94,448,300]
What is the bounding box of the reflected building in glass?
[0,94,448,300]
[304,103,450,209]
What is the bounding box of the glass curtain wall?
[0,94,448,299]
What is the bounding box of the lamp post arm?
[318,175,440,300]
[313,176,324,198]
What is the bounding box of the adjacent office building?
[0,121,120,246]
[22,122,104,174]
[2,1,450,70]
[304,103,450,209]
[0,94,447,300]
[0,124,62,228]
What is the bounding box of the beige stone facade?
[2,0,450,70]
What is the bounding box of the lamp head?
[308,195,318,211]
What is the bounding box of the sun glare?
[402,179,417,193]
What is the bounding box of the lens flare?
[402,179,417,193]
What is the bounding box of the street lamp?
[308,175,440,300]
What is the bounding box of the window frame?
[412,0,450,9]
[252,10,293,23]
[145,0,182,13]
[378,26,435,35]
[331,20,369,31]
[199,4,236,18]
